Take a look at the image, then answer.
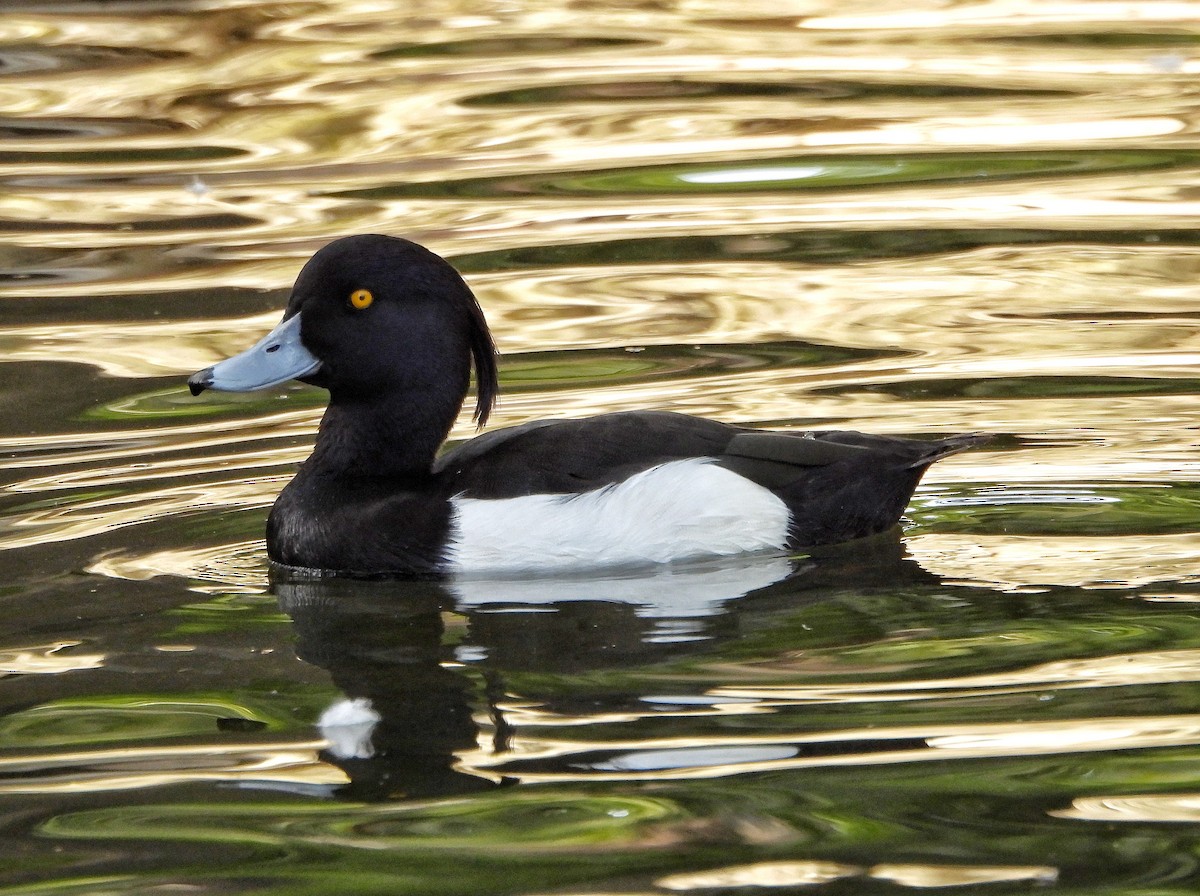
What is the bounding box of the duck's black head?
[190,235,498,427]
[285,235,498,425]
[188,235,499,477]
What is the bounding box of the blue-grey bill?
[188,313,321,395]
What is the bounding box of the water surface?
[3,1,1200,893]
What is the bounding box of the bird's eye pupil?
[349,289,374,310]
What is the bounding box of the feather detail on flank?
[446,458,791,573]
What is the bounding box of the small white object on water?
[186,175,209,198]
[318,696,381,759]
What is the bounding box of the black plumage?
[190,234,987,576]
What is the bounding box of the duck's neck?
[304,394,458,480]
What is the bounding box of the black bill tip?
[188,368,214,396]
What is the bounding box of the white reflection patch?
[318,697,381,760]
[680,165,825,184]
[583,745,797,772]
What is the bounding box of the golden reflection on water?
[88,541,267,593]
[1056,794,1200,823]
[869,863,1058,888]
[656,861,857,889]
[806,117,1185,148]
[461,712,1200,783]
[9,711,1199,798]
[11,242,1200,396]
[0,0,1195,611]
[0,0,1198,289]
[714,650,1200,702]
[11,448,302,492]
[655,860,1057,890]
[0,476,277,551]
[4,4,1200,888]
[448,644,1200,784]
[0,641,104,676]
[910,533,1200,589]
[0,312,282,378]
[0,741,341,795]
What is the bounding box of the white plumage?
[446,458,790,573]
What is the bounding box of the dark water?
[4,1,1200,893]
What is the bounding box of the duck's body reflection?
[276,538,926,800]
[281,578,489,800]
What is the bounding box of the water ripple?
[4,3,1200,893]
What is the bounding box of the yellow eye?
[349,288,374,310]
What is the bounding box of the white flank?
[446,458,790,573]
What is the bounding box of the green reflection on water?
[464,78,1075,106]
[168,593,292,636]
[373,35,651,59]
[451,228,1200,273]
[87,387,248,421]
[6,1,1200,894]
[994,31,1200,47]
[33,794,686,895]
[0,146,245,165]
[482,581,1200,731]
[86,386,323,421]
[501,341,899,391]
[24,759,1200,895]
[825,376,1200,401]
[0,696,278,748]
[912,483,1200,536]
[335,150,1200,200]
[10,551,1200,894]
[87,342,897,425]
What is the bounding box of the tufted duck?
[189,234,987,576]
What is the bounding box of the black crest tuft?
[463,281,499,426]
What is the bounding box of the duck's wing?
[432,418,563,475]
[433,411,738,497]
[719,430,990,488]
[436,411,988,499]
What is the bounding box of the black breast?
[267,471,455,576]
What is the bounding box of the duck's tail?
[905,432,994,470]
